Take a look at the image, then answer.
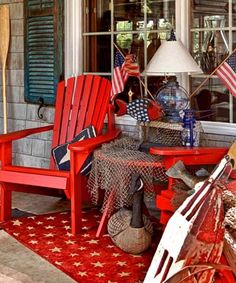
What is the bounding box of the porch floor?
[0,192,76,282]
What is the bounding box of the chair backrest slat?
[75,75,94,134]
[50,75,112,169]
[84,76,102,129]
[67,76,85,141]
[51,80,66,150]
[91,78,110,133]
[59,77,75,145]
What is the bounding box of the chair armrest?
[69,128,121,153]
[0,125,53,143]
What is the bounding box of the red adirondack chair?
[0,75,121,235]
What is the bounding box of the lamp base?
[156,79,189,122]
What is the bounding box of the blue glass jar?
[156,80,189,122]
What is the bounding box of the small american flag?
[123,54,140,77]
[216,52,236,97]
[111,51,129,101]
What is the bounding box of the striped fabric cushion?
[52,125,96,175]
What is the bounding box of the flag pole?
[190,48,236,98]
[113,43,156,101]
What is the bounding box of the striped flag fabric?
[123,54,140,77]
[111,51,128,101]
[216,52,236,97]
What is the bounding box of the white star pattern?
[82,233,90,238]
[29,240,38,245]
[112,253,121,257]
[27,226,34,230]
[119,272,130,277]
[78,271,87,277]
[46,216,55,220]
[70,253,78,257]
[29,233,36,237]
[64,225,71,230]
[78,246,86,251]
[96,273,105,278]
[90,252,100,257]
[117,261,127,266]
[87,239,98,244]
[45,225,54,229]
[44,233,54,238]
[82,226,89,230]
[65,240,75,245]
[92,262,104,267]
[136,263,145,267]
[2,209,152,283]
[12,220,22,226]
[50,247,62,253]
[73,262,82,267]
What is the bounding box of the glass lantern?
[156,78,190,122]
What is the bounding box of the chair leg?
[0,184,12,221]
[70,176,82,235]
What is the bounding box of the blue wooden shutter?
[24,0,64,105]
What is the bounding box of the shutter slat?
[28,0,54,10]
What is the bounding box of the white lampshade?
[145,40,202,75]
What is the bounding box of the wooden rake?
[144,142,236,283]
[0,5,10,133]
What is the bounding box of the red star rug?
[1,208,157,283]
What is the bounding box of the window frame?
[189,0,236,124]
[65,0,236,135]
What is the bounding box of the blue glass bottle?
[182,109,196,147]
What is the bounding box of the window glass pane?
[83,0,111,32]
[82,0,176,104]
[233,0,236,30]
[83,35,111,73]
[191,0,229,28]
[191,76,230,122]
[114,1,144,32]
[190,0,236,122]
[192,30,229,74]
